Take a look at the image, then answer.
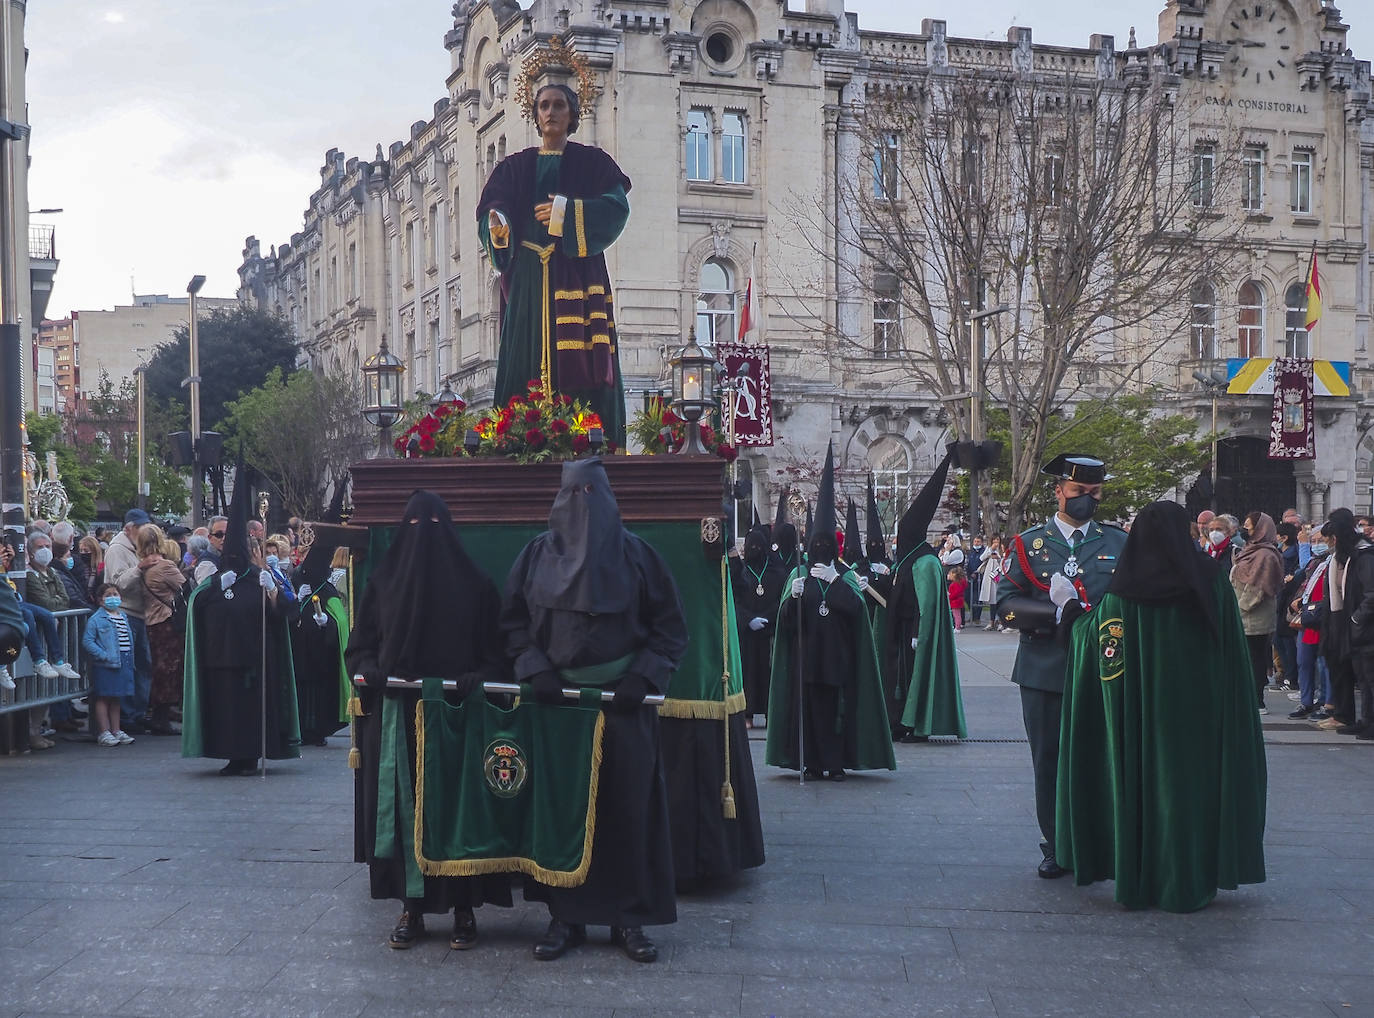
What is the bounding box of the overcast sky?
[25,0,1371,316]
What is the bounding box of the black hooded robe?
[502,458,688,928]
[729,526,787,717]
[345,491,513,915]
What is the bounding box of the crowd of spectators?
[3,508,340,754]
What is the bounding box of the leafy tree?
[142,304,298,434]
[980,395,1208,528]
[220,368,374,518]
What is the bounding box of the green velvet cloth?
[1057,574,1267,912]
[898,553,967,738]
[360,522,742,713]
[180,579,301,760]
[323,594,352,724]
[765,567,896,772]
[414,677,605,886]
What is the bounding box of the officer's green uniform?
[996,457,1126,870]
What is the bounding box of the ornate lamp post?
[428,378,460,414]
[361,335,406,458]
[670,330,714,456]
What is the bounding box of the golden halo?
[514,39,598,124]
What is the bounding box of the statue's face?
[536,89,571,140]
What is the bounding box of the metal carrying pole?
[351,677,665,706]
[795,563,806,786]
[0,0,26,581]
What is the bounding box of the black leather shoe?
[610,926,658,963]
[899,732,929,743]
[803,767,823,780]
[533,919,585,961]
[1356,729,1374,742]
[219,761,251,776]
[450,908,478,950]
[388,910,425,949]
[827,769,847,781]
[1337,723,1368,735]
[1037,857,1069,879]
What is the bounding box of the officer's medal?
[818,602,830,618]
[756,583,765,596]
[1063,556,1080,579]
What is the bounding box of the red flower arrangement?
[629,395,737,461]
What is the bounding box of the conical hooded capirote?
[895,447,954,565]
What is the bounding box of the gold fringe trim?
[348,747,361,769]
[659,690,747,720]
[412,700,605,888]
[347,696,364,718]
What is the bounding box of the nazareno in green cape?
[1056,573,1267,912]
[765,566,896,772]
[896,552,966,738]
[180,578,301,760]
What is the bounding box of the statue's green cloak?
[1057,574,1267,912]
[765,566,895,772]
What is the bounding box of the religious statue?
[477,63,631,445]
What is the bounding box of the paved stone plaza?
[3,627,1374,1018]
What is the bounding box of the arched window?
[1284,282,1309,358]
[1238,281,1264,359]
[695,257,736,349]
[1191,281,1216,359]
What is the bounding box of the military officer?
[996,454,1126,879]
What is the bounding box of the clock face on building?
[1223,1,1296,82]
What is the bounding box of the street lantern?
[670,330,714,455]
[361,334,406,457]
[428,378,460,414]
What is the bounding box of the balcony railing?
[29,224,55,261]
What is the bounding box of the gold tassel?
[347,696,364,769]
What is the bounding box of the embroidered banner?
[716,343,774,447]
[1268,357,1315,460]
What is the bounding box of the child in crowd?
[947,567,968,632]
[81,583,137,747]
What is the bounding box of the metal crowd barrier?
[0,607,92,716]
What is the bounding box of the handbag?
[146,575,191,635]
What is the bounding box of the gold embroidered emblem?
[1032,538,1044,551]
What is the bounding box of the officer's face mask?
[1062,492,1099,523]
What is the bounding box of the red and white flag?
[737,276,756,341]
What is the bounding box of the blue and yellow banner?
[1226,358,1349,398]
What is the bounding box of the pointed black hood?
[220,461,254,575]
[844,497,862,565]
[772,487,797,568]
[295,473,349,592]
[752,505,762,529]
[866,473,888,561]
[808,443,837,564]
[896,446,954,566]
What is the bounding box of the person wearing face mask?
[996,453,1128,879]
[1206,515,1239,582]
[81,584,139,747]
[23,532,80,681]
[767,444,895,782]
[1289,534,1333,719]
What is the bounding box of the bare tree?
[785,62,1248,532]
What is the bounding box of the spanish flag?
[1304,242,1321,332]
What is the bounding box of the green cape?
[1056,574,1267,912]
[898,553,967,738]
[323,593,352,724]
[765,567,896,772]
[180,578,301,760]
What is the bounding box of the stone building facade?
[238,0,1374,526]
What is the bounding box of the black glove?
[611,674,649,713]
[451,672,483,700]
[362,671,386,690]
[531,671,563,706]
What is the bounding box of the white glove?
[871,562,890,576]
[748,616,768,631]
[219,570,238,591]
[910,637,918,650]
[791,577,805,598]
[314,611,329,627]
[810,562,839,583]
[259,569,276,591]
[1049,572,1076,609]
[856,575,870,593]
[297,583,312,599]
[328,567,346,586]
